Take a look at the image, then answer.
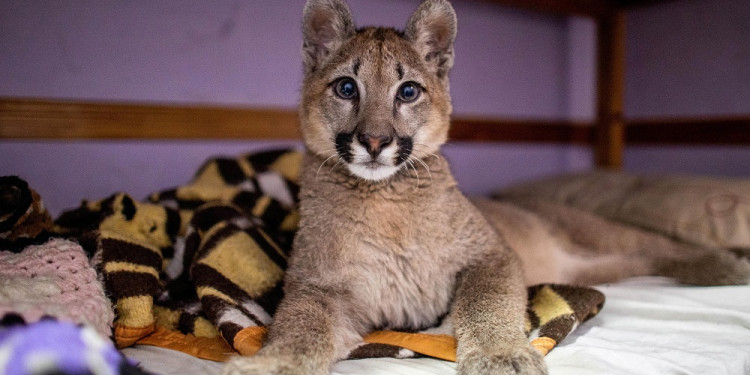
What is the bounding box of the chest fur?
[300,188,464,330]
[346,239,456,330]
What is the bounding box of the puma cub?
[223,0,749,374]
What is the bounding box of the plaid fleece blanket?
[3,149,604,363]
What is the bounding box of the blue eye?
[334,78,358,99]
[397,82,420,102]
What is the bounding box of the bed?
[123,276,750,375]
[1,0,749,374]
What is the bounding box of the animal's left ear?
[405,0,457,80]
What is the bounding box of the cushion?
[495,171,750,250]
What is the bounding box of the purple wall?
[1,0,748,215]
[625,0,750,118]
[622,0,750,175]
[0,1,305,107]
[0,0,576,118]
[1,0,593,214]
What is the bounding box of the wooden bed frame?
[1,0,748,169]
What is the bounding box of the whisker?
[416,151,441,162]
[331,160,345,173]
[406,159,420,187]
[316,153,339,178]
[411,155,433,183]
[411,144,442,161]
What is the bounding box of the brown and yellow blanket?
[3,149,604,363]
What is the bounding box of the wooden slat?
[3,98,747,145]
[594,10,627,169]
[0,98,594,144]
[0,98,301,140]
[626,117,750,145]
[450,117,593,144]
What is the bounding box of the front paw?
[222,355,302,375]
[457,345,547,375]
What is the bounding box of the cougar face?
[299,0,456,181]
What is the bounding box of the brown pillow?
[496,171,750,250]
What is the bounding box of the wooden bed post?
[594,9,626,170]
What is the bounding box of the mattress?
[124,276,750,375]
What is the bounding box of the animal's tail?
[654,250,750,286]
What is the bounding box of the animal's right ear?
[405,0,457,80]
[301,0,356,73]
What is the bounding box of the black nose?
[357,133,393,157]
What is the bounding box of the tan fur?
[223,1,749,374]
[479,197,750,287]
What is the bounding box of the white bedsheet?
[124,277,750,375]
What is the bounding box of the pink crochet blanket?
[0,238,113,337]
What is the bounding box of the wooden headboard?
[1,0,748,169]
